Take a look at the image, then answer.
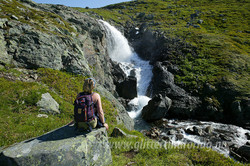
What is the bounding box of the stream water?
[99,20,250,157]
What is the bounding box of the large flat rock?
[0,125,112,166]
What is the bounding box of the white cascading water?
[99,20,153,121]
[99,20,250,157]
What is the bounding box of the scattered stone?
[0,18,8,28]
[151,133,157,139]
[160,133,171,141]
[36,93,60,114]
[37,114,48,118]
[111,127,127,137]
[162,136,171,141]
[193,24,200,28]
[193,126,203,136]
[167,129,176,135]
[205,126,213,134]
[185,127,194,135]
[245,133,250,140]
[219,134,232,142]
[197,19,203,24]
[228,143,239,151]
[11,15,18,20]
[30,73,38,80]
[176,134,184,140]
[153,118,168,127]
[25,16,30,20]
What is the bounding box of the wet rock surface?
[141,94,172,121]
[125,22,250,127]
[141,118,250,162]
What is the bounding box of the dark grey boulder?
[0,125,112,166]
[116,76,137,99]
[141,94,172,122]
[236,145,250,162]
[205,126,213,134]
[149,62,200,119]
[112,62,126,83]
[193,126,203,136]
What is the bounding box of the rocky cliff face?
[0,0,114,94]
[0,0,134,129]
[125,23,249,127]
[0,2,135,163]
[0,125,112,166]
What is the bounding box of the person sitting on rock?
[74,78,108,131]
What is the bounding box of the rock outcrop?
[149,62,201,119]
[116,76,137,99]
[0,125,112,166]
[0,0,134,130]
[37,93,60,114]
[125,22,249,127]
[142,94,172,121]
[0,0,116,94]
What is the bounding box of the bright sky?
[32,0,132,8]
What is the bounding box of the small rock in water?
[219,134,232,142]
[185,127,194,135]
[160,133,170,141]
[205,126,213,134]
[193,126,203,136]
[129,69,136,77]
[176,134,184,140]
[228,143,239,151]
[246,141,250,146]
[245,133,250,140]
[167,129,176,135]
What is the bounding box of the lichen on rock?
[0,125,112,166]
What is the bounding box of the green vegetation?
[0,68,119,147]
[0,0,249,165]
[76,0,250,96]
[0,0,76,36]
[109,135,244,165]
[0,67,244,165]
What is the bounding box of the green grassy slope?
[0,68,119,147]
[0,68,245,165]
[0,0,249,165]
[76,0,250,96]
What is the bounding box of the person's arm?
[94,93,108,130]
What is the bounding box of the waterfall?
[99,20,250,158]
[99,20,153,120]
[99,20,133,63]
